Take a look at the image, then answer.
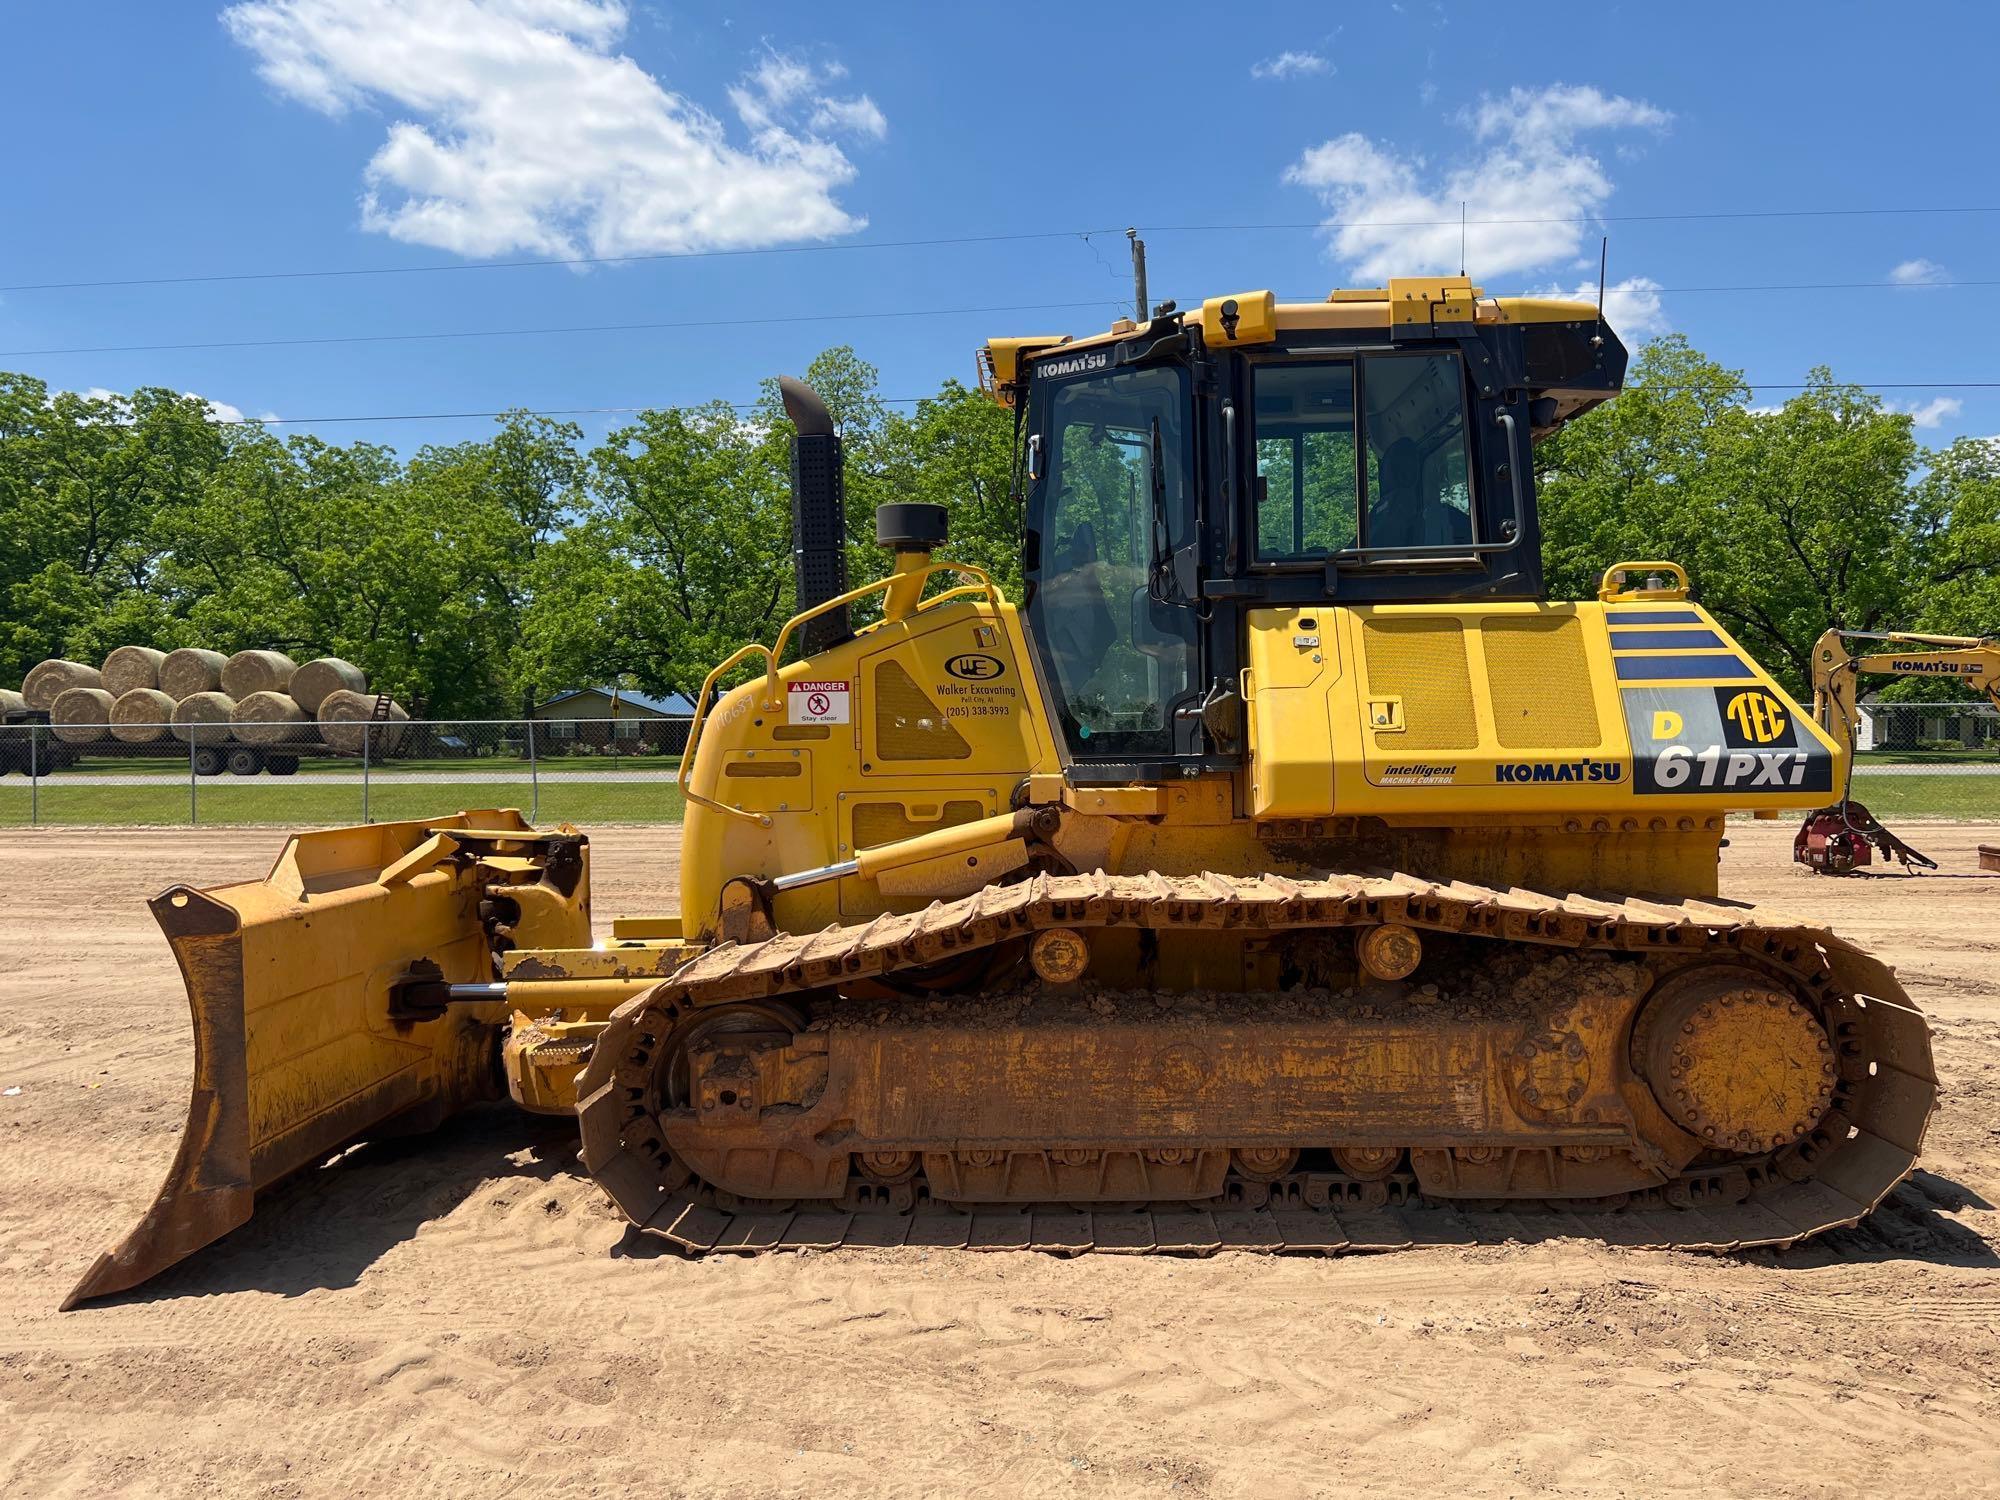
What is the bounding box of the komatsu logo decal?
[1033,350,1110,379]
[1496,759,1625,784]
[1892,658,1982,675]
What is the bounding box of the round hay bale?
[231,690,310,746]
[23,659,103,711]
[159,648,228,701]
[100,645,167,696]
[317,689,409,756]
[288,656,368,713]
[171,691,237,746]
[221,649,299,700]
[111,687,177,743]
[51,687,116,744]
[0,688,26,716]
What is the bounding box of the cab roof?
[978,275,1610,405]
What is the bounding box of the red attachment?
[1795,799,1936,876]
[1796,806,1872,874]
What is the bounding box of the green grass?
[0,764,1985,829]
[1843,770,2000,819]
[1854,746,1999,765]
[57,750,689,777]
[0,778,686,827]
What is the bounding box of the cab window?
[1362,352,1473,549]
[1031,366,1197,751]
[1253,362,1359,558]
[1253,351,1475,561]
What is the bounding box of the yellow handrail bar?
[763,561,1002,704]
[1597,560,1690,602]
[674,642,777,825]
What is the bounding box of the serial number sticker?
[789,679,850,725]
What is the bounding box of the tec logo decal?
[1719,688,1790,746]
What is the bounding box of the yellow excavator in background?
[66,278,1936,1308]
[1794,628,1999,873]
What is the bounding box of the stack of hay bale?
[16,647,407,757]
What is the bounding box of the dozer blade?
[63,811,576,1309]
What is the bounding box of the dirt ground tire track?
[575,869,1937,1255]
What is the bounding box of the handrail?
[1597,560,1691,602]
[675,561,1007,824]
[675,642,777,825]
[762,561,1002,707]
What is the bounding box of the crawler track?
[576,870,1937,1256]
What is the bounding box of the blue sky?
[2,1,1993,453]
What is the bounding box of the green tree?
[0,376,226,682]
[518,400,792,701]
[1537,338,1938,693]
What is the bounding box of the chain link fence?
[1842,701,2000,822]
[1,705,1994,828]
[0,718,692,826]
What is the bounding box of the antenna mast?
[1593,236,1609,348]
[1127,228,1149,322]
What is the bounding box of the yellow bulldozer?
[67,277,1936,1308]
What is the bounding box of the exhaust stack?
[779,377,850,656]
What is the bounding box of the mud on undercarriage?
[577,869,1937,1258]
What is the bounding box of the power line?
[10,281,1998,362]
[254,399,926,425]
[237,381,2000,427]
[4,204,1996,294]
[1501,279,2000,296]
[0,230,1129,294]
[1151,205,2000,234]
[0,298,1125,359]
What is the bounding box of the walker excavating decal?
[1622,684,1832,795]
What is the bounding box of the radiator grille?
[1362,618,1478,751]
[851,798,987,851]
[1482,617,1602,749]
[845,799,987,917]
[874,661,971,760]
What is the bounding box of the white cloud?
[808,94,887,140]
[1529,274,1666,340]
[222,1,885,260]
[1284,83,1670,281]
[1888,258,1948,287]
[1251,51,1329,80]
[67,387,262,425]
[1893,395,1963,429]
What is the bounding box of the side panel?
[1245,600,1841,820]
[679,597,1061,938]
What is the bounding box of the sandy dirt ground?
[2,822,1997,1498]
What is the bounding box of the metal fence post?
[361,721,371,824]
[30,724,39,827]
[526,717,539,823]
[189,730,198,825]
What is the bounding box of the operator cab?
[988,277,1625,777]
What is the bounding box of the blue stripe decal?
[1615,655,1756,681]
[1606,610,1702,625]
[1609,629,1726,651]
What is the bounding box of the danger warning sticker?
[789,679,850,725]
